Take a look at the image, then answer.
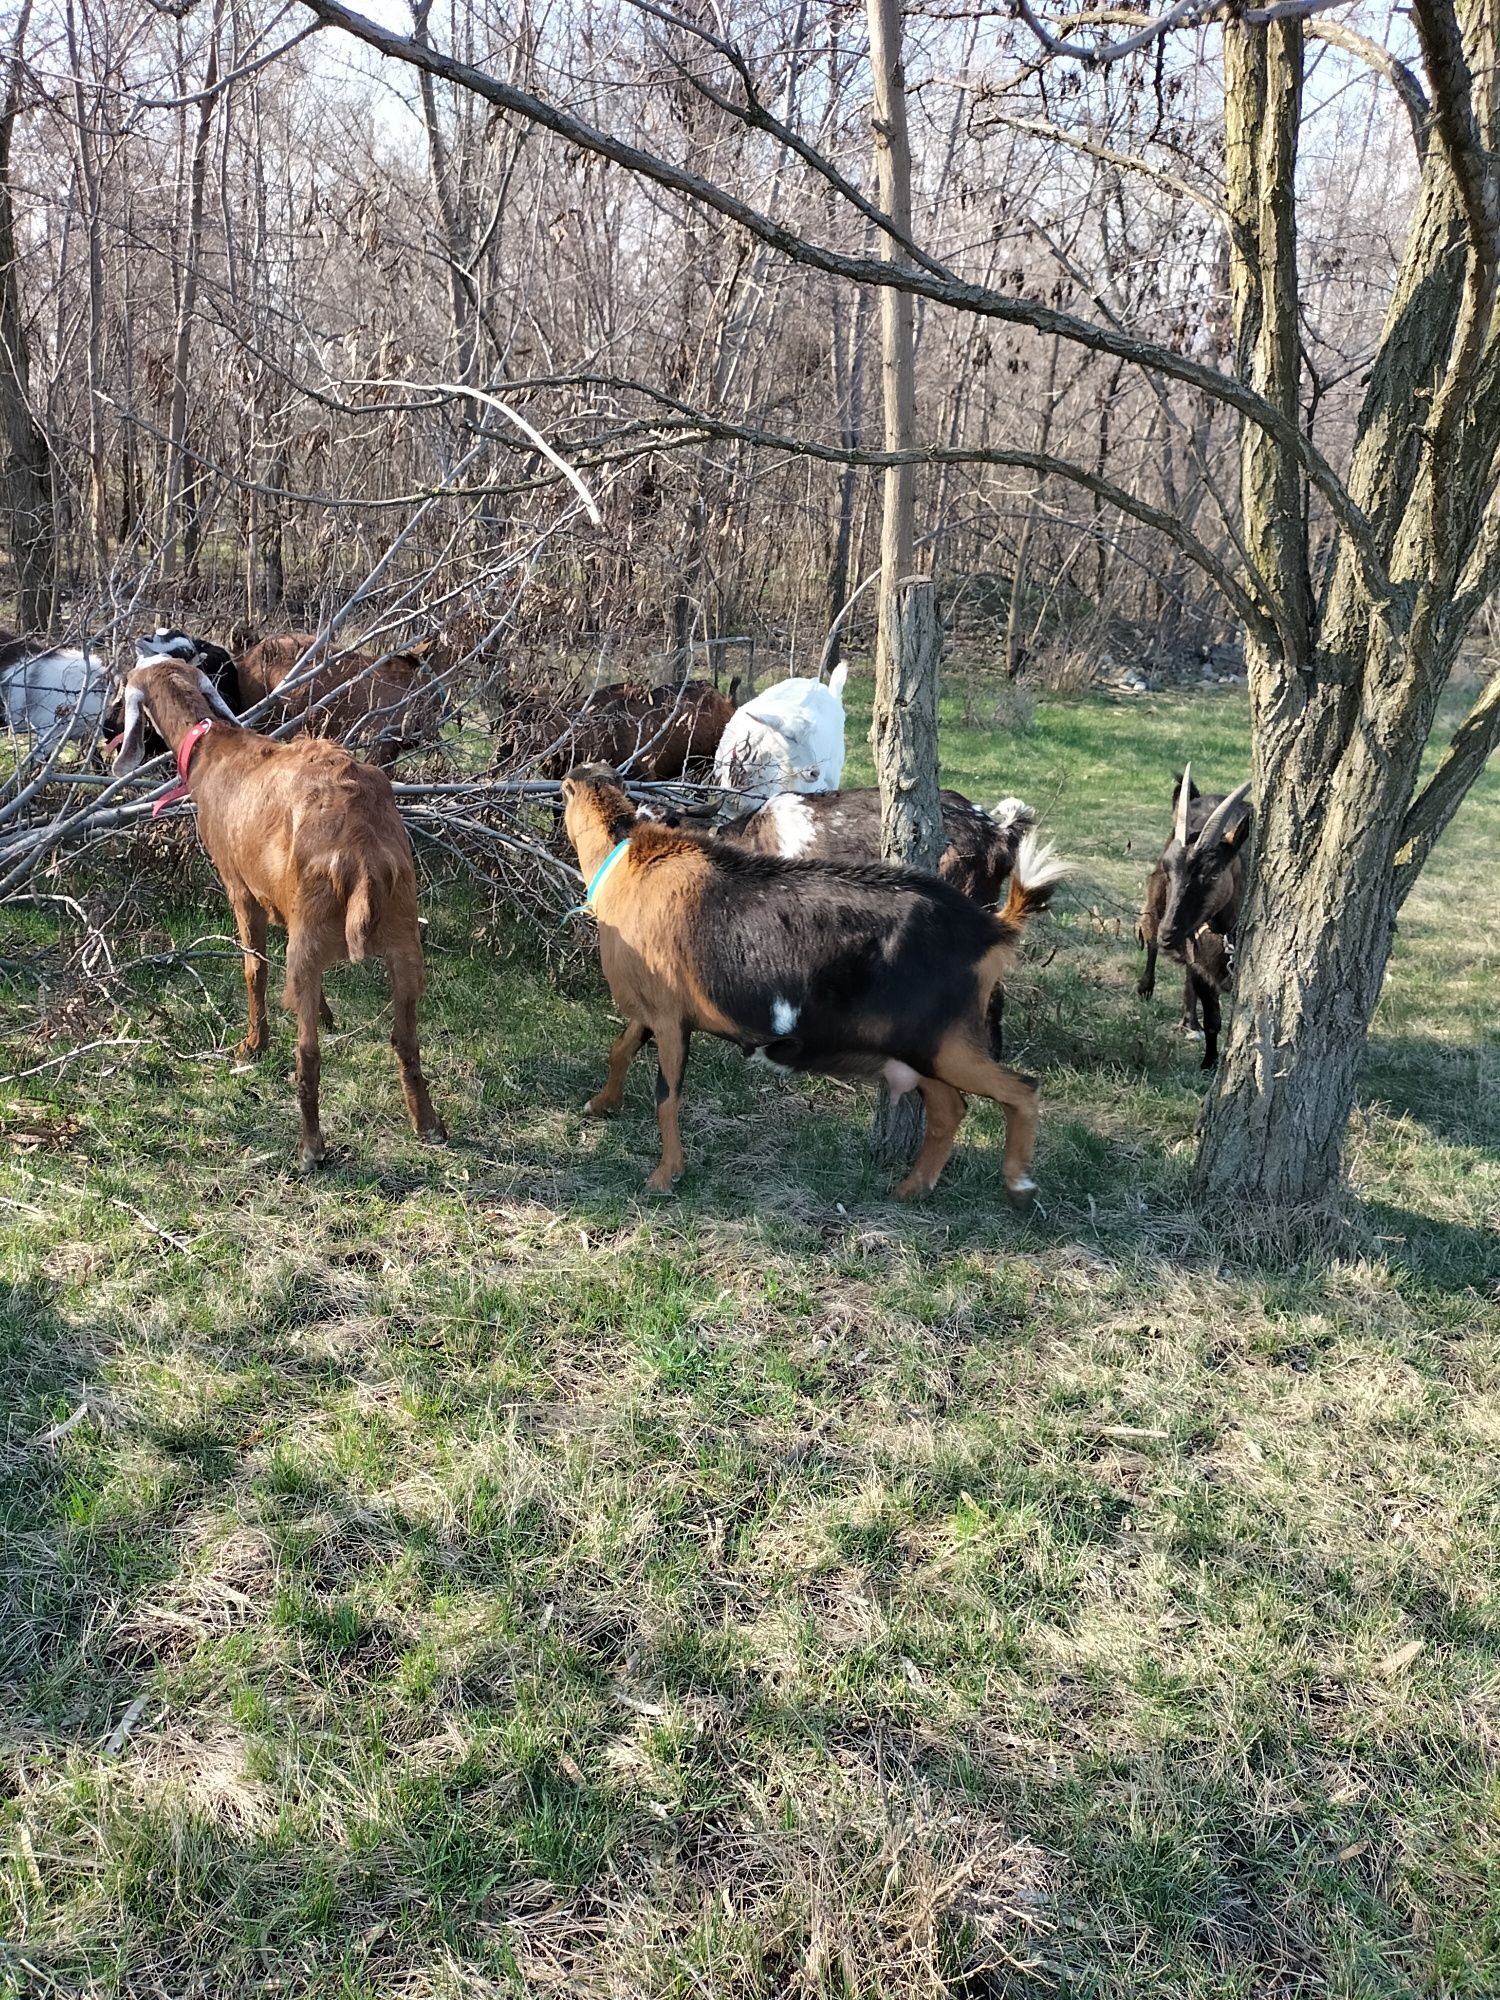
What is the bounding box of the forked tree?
[293,0,1500,1206]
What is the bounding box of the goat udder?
[883,1059,920,1097]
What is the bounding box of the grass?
[1,674,1497,1998]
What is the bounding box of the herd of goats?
[2,620,1251,1199]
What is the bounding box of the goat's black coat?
[1138,772,1252,1068]
[717,787,1034,907]
[103,629,243,758]
[684,842,1018,1076]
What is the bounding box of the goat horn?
[1193,779,1252,852]
[1174,763,1193,846]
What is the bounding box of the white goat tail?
[1003,830,1076,922]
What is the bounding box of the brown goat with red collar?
[113,656,444,1169]
[561,765,1070,1200]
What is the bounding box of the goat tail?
[1001,829,1076,928]
[344,872,382,962]
[827,663,848,699]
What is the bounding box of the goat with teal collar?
[559,763,1073,1202]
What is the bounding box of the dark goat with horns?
[1137,765,1252,1069]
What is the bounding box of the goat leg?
[1137,939,1158,1000]
[1198,980,1222,1070]
[587,1019,651,1117]
[229,893,270,1060]
[644,1019,689,1193]
[929,1035,1041,1204]
[895,1078,967,1199]
[386,953,445,1142]
[286,945,328,1170]
[1180,972,1202,1034]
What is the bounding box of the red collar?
[152,718,217,819]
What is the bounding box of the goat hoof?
[584,1095,618,1118]
[235,1037,269,1062]
[1136,981,1154,999]
[1199,1053,1217,1073]
[895,1174,933,1200]
[418,1121,447,1145]
[1006,1175,1039,1210]
[643,1168,680,1195]
[297,1143,328,1174]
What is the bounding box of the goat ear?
[112,685,150,775]
[196,669,239,723]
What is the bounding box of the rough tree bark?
[161,3,222,585]
[867,0,944,1169]
[1195,0,1500,1204]
[0,0,54,629]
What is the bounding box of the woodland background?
[0,0,1419,687]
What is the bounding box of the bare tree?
[0,0,54,628]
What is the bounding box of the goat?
[560,763,1070,1201]
[129,627,442,765]
[1137,765,1252,1068]
[236,631,444,766]
[0,630,108,742]
[713,667,847,802]
[111,655,445,1168]
[717,789,1037,906]
[526,679,735,780]
[101,630,242,761]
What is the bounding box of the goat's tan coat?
[117,660,443,1166]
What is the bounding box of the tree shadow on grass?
[1359,1030,1500,1152]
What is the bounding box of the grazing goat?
[0,630,108,741]
[132,626,441,765]
[713,667,847,802]
[561,764,1070,1201]
[525,679,735,780]
[1137,766,1252,1068]
[112,655,444,1168]
[718,789,1037,906]
[235,631,443,765]
[101,630,243,760]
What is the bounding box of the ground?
[1,681,1497,1999]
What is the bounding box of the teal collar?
[585,837,632,908]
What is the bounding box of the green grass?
[2,675,1497,1998]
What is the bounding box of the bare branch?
[1305,19,1429,160]
[971,105,1227,223]
[293,0,1391,610]
[1009,0,1348,68]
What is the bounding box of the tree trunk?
[872,578,944,863]
[866,0,943,1170]
[1194,6,1495,1205]
[161,6,221,585]
[826,276,869,679]
[0,0,55,629]
[65,0,110,580]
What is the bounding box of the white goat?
[0,633,108,742]
[713,665,848,804]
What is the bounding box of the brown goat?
[113,657,444,1168]
[518,680,734,779]
[561,764,1070,1200]
[236,632,443,766]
